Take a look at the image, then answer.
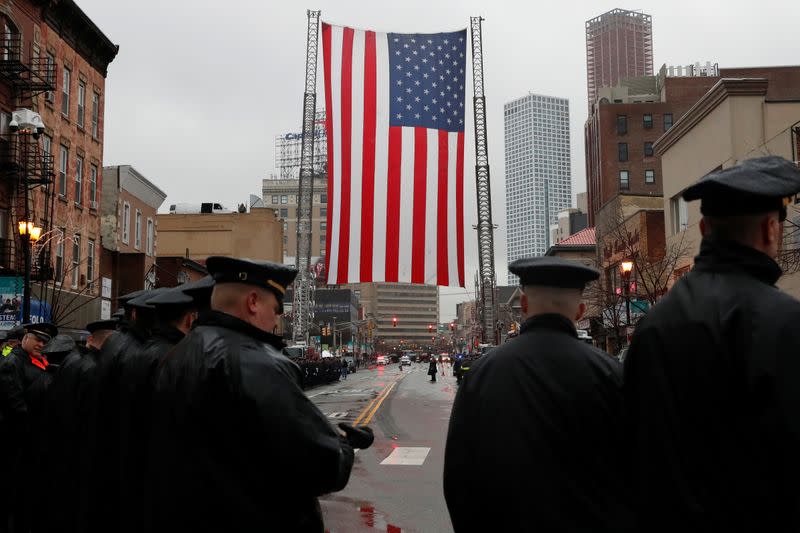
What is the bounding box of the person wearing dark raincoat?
[45,319,118,533]
[117,279,210,533]
[623,156,800,532]
[147,257,373,533]
[0,323,58,533]
[428,357,438,382]
[444,258,633,532]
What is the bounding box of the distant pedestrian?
[444,258,633,532]
[340,358,348,380]
[428,357,437,383]
[624,156,800,532]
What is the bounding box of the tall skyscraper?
[504,93,572,285]
[585,8,653,111]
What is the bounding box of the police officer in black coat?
[444,258,633,532]
[117,282,208,533]
[45,319,117,533]
[0,322,58,533]
[624,156,800,532]
[147,257,374,533]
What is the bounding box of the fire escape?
[0,32,56,282]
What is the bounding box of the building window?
[664,113,674,131]
[135,209,142,250]
[619,170,629,190]
[59,146,67,197]
[71,234,80,289]
[55,228,65,282]
[42,135,52,176]
[280,208,288,218]
[321,194,328,204]
[645,169,655,184]
[280,195,288,204]
[321,222,327,234]
[618,143,628,162]
[644,141,654,157]
[77,81,86,128]
[89,165,98,205]
[271,195,279,204]
[62,67,71,117]
[122,202,130,244]
[91,92,100,139]
[320,207,327,217]
[146,218,154,256]
[75,156,83,205]
[671,194,689,234]
[643,114,653,129]
[45,53,55,103]
[87,239,95,288]
[616,115,627,135]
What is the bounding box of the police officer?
[444,258,633,532]
[1,326,24,357]
[623,156,800,532]
[0,323,58,533]
[117,285,204,533]
[148,257,373,533]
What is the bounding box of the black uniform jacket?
[117,324,184,533]
[444,313,634,532]
[624,237,800,532]
[146,310,354,533]
[46,347,100,533]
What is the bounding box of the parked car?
[400,355,411,366]
[343,355,357,372]
[376,355,387,366]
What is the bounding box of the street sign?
[101,299,111,320]
[102,277,112,299]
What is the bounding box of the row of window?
[619,169,656,189]
[276,207,327,219]
[56,63,101,138]
[268,194,328,205]
[44,136,99,207]
[120,203,155,254]
[618,141,655,161]
[617,113,673,134]
[53,232,95,290]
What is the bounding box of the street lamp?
[620,260,634,344]
[19,220,42,324]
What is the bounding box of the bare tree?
[590,200,692,352]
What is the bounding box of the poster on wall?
[0,277,52,330]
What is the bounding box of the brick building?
[585,8,653,112]
[100,165,167,310]
[584,67,721,225]
[0,0,116,328]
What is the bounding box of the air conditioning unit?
[89,200,99,210]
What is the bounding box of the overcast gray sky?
[81,0,800,321]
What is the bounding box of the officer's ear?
[575,302,586,322]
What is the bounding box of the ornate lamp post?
[620,260,634,343]
[18,220,42,324]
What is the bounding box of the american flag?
[322,23,466,287]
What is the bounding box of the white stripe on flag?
[328,25,344,283]
[348,29,365,283]
[372,33,390,282]
[424,128,438,285]
[447,131,459,286]
[397,127,415,283]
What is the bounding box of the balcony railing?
[0,34,56,96]
[0,136,55,186]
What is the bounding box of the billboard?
[0,277,52,329]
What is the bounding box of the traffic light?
[428,324,433,333]
[450,322,455,332]
[392,316,398,328]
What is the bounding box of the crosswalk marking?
[380,447,431,466]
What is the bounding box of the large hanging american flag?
[322,23,466,287]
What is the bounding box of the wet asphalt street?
[308,361,457,533]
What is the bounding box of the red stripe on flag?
[385,127,402,282]
[411,128,427,285]
[436,130,449,286]
[360,31,376,283]
[456,132,465,287]
[322,23,334,282]
[337,27,354,284]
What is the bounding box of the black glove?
[338,423,375,449]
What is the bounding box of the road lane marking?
[361,382,396,426]
[380,447,431,465]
